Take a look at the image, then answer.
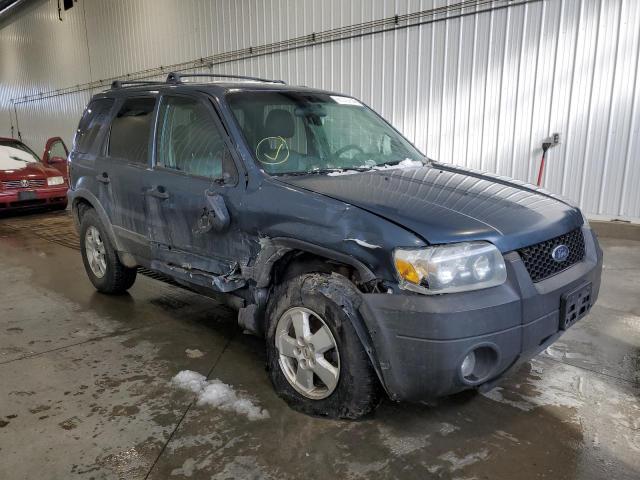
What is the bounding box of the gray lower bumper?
[358,227,603,402]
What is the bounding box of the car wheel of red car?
[265,273,380,419]
[80,209,136,294]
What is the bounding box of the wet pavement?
[0,211,638,479]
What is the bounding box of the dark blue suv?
[68,72,602,418]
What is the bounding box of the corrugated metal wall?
[1,0,638,220]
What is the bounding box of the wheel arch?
[69,189,123,253]
[241,240,388,396]
[248,237,377,289]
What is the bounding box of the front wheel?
[80,209,136,294]
[265,273,380,419]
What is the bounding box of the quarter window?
[74,98,115,154]
[156,96,237,182]
[109,97,156,164]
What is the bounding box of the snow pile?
[327,158,424,176]
[171,370,270,421]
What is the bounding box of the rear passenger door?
[146,93,247,284]
[104,96,157,259]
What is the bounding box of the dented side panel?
[143,166,256,281]
[236,178,427,285]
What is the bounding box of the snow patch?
[327,158,424,176]
[438,449,489,471]
[438,422,460,436]
[171,370,269,421]
[494,430,520,444]
[185,348,205,358]
[344,238,382,249]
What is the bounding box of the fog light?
[461,351,477,378]
[459,346,499,384]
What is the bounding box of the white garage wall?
[1,0,638,220]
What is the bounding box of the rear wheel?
[80,209,136,294]
[266,273,379,419]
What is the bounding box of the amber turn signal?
[395,258,420,284]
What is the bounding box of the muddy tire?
[266,273,380,419]
[80,209,136,294]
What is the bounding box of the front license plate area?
[18,190,37,201]
[560,282,593,330]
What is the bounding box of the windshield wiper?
[9,156,31,163]
[278,168,346,177]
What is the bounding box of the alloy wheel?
[275,307,340,400]
[85,225,107,278]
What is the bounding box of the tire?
[265,273,380,419]
[80,209,137,294]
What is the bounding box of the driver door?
[42,137,69,177]
[145,93,248,289]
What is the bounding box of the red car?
[0,136,69,212]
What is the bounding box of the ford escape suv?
[68,72,602,419]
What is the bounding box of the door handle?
[146,186,169,200]
[96,172,110,184]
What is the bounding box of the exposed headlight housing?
[394,242,507,294]
[47,176,64,186]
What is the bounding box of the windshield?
[226,91,424,175]
[0,141,41,170]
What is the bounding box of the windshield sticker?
[256,136,290,165]
[330,96,363,106]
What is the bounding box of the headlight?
[394,242,507,294]
[47,176,64,186]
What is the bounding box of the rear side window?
[74,98,115,154]
[109,97,156,164]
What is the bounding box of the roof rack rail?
[166,72,286,85]
[111,80,165,89]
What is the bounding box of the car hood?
[0,161,56,179]
[278,162,583,252]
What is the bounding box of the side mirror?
[49,156,67,165]
[213,171,233,185]
[194,192,231,234]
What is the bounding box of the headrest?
[264,109,295,138]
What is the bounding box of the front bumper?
[0,186,68,211]
[359,227,603,401]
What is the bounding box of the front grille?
[517,228,585,282]
[2,179,46,189]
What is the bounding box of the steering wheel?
[334,144,365,159]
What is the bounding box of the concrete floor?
[0,211,638,480]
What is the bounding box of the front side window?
[109,97,156,164]
[0,140,40,170]
[74,98,115,154]
[226,91,424,175]
[156,96,237,182]
[49,140,67,159]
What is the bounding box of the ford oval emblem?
[551,244,570,263]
